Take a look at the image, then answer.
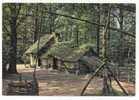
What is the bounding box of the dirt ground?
[2,64,135,96]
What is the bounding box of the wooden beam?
[45,11,135,38]
[14,6,135,38]
[80,62,106,96]
[106,66,128,95]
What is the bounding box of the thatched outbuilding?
[25,33,102,74]
[25,33,57,67]
[41,42,100,74]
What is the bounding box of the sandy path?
[3,66,135,96]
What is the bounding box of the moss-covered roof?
[41,42,95,62]
[25,33,55,54]
[80,56,104,67]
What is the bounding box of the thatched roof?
[25,33,55,54]
[80,56,104,67]
[41,41,95,62]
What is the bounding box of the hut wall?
[41,57,53,68]
[30,54,36,67]
[41,59,48,67]
[31,37,55,67]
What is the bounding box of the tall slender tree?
[8,3,21,73]
[96,4,100,57]
[102,5,112,95]
[33,4,39,43]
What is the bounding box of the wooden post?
[52,57,58,69]
[102,66,112,95]
[30,54,33,67]
[106,66,128,95]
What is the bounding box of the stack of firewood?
[7,80,38,95]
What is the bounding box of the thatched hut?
[24,33,102,74]
[41,41,100,74]
[25,33,57,67]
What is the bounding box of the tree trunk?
[33,5,39,43]
[118,7,124,79]
[8,5,18,74]
[102,67,112,95]
[96,4,100,57]
[76,25,79,46]
[2,63,7,78]
[49,4,53,33]
[102,5,112,95]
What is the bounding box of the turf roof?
[25,33,55,54]
[41,41,95,62]
[80,56,104,67]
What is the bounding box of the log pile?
[7,80,38,95]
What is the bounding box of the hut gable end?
[25,33,56,55]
